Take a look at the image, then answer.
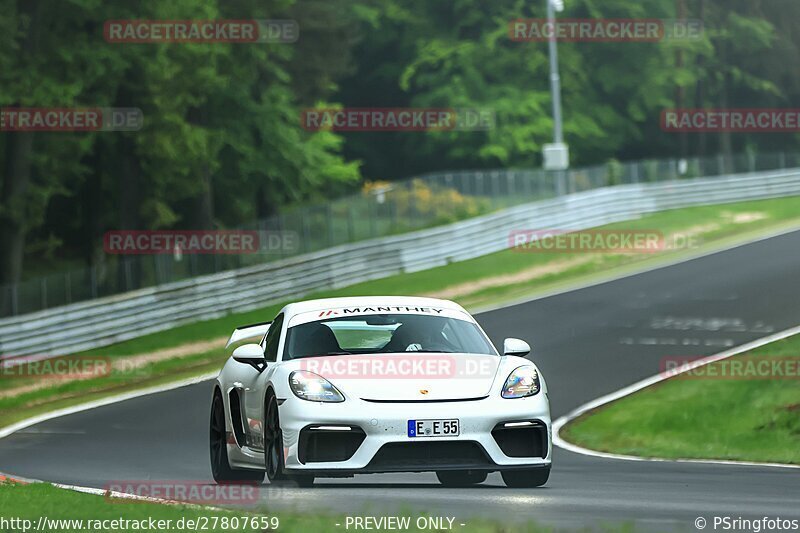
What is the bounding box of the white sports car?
[210,296,551,487]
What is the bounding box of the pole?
[547,0,564,144]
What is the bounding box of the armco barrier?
[2,168,800,358]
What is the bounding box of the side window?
[263,313,284,362]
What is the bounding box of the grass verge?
[0,481,558,533]
[560,333,800,465]
[3,195,800,431]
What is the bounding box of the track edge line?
[552,324,800,470]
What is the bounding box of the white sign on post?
[543,143,570,170]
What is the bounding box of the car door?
[239,313,283,451]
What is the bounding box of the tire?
[436,470,487,487]
[501,466,550,488]
[264,393,315,487]
[209,391,264,484]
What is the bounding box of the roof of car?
[281,296,467,318]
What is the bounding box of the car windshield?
[283,314,496,360]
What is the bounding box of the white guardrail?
[2,167,800,358]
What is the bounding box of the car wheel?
[210,391,264,484]
[436,470,487,487]
[501,466,550,488]
[264,394,316,487]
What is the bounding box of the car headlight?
[501,366,540,398]
[289,371,345,402]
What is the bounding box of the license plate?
[407,419,460,437]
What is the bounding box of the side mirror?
[503,338,531,357]
[232,343,266,371]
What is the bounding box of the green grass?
[561,334,800,464]
[4,195,800,433]
[0,482,558,533]
[0,482,279,533]
[0,349,223,428]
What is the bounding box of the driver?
[382,317,445,352]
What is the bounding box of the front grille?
[366,441,493,471]
[491,421,548,458]
[298,427,366,463]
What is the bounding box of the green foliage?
[0,0,362,283]
[340,0,800,176]
[2,0,800,285]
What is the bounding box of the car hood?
[285,353,504,401]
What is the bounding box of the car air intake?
[367,441,493,471]
[298,426,366,463]
[491,421,548,458]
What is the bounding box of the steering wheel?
[406,341,454,352]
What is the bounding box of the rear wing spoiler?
[226,321,272,349]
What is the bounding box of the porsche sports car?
[210,296,551,487]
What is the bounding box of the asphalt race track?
[2,231,800,531]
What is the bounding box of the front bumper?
[278,393,552,475]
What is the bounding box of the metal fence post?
[90,266,98,298]
[302,207,311,252]
[368,200,377,238]
[391,196,399,233]
[409,181,417,227]
[555,170,565,196]
[444,173,455,218]
[347,207,355,242]
[11,283,18,316]
[327,204,335,247]
[152,250,164,285]
[124,258,132,290]
[41,278,47,310]
[276,213,285,258]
